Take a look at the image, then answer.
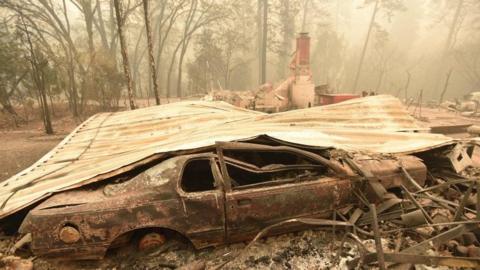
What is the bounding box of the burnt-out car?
[18,142,427,259]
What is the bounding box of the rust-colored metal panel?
[318,93,360,105]
[355,155,427,190]
[225,177,353,242]
[19,142,429,260]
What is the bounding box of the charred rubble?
[214,142,480,269]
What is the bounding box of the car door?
[216,144,354,242]
[177,156,226,248]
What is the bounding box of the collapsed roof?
[0,95,457,219]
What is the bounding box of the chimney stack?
[291,32,315,109]
[296,32,310,66]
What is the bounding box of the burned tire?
[138,232,167,251]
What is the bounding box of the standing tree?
[351,0,379,93]
[19,14,53,134]
[257,0,262,84]
[276,0,295,79]
[455,41,480,91]
[3,0,81,117]
[113,0,136,110]
[431,0,465,94]
[0,23,28,121]
[439,69,453,104]
[165,0,224,98]
[260,0,268,84]
[187,1,255,92]
[351,0,404,93]
[142,0,160,105]
[152,0,187,98]
[187,30,224,93]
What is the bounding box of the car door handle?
[237,198,252,206]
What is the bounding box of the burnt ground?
[1,229,355,270]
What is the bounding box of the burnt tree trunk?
[257,0,262,84]
[113,0,136,110]
[0,88,18,116]
[433,0,464,93]
[261,0,268,84]
[21,13,53,134]
[143,0,160,105]
[176,38,192,98]
[166,42,181,99]
[37,65,54,134]
[404,71,411,101]
[439,69,453,104]
[176,46,186,98]
[48,87,55,117]
[351,0,379,93]
[67,52,79,117]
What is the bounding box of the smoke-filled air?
[2,1,480,269]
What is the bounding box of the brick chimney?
[296,32,310,66]
[291,32,315,109]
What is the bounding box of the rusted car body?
[19,142,426,259]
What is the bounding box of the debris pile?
[218,143,480,269]
[441,91,480,117]
[343,148,480,268]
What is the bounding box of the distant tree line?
[0,0,479,134]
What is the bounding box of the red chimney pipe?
[296,32,310,66]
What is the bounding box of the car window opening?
[226,162,324,189]
[223,150,316,169]
[181,159,216,192]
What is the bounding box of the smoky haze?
[3,1,480,268]
[0,0,479,119]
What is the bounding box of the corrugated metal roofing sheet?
[0,95,455,219]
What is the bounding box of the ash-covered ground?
[1,229,362,270]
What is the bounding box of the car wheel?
[138,232,167,251]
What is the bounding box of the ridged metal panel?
[0,95,455,218]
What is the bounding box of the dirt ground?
[0,115,78,182]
